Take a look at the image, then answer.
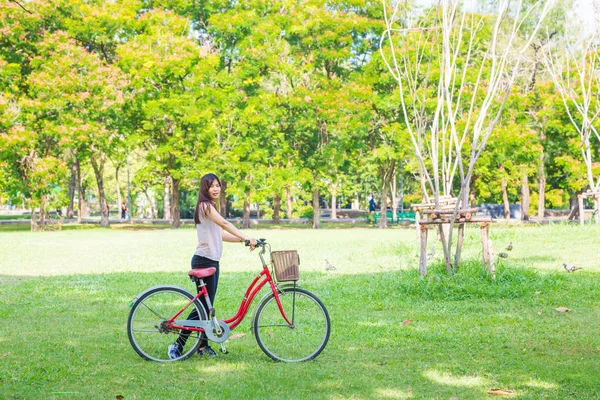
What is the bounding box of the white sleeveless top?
[194,211,223,261]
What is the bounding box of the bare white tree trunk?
[390,172,397,225]
[544,35,600,193]
[381,0,555,271]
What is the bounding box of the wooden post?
[419,224,428,277]
[578,194,585,226]
[488,238,495,280]
[415,209,421,242]
[481,222,490,271]
[454,223,465,269]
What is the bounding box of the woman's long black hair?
[194,173,221,224]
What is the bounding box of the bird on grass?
[563,263,582,273]
[498,252,508,258]
[505,242,513,251]
[325,259,336,271]
[427,246,436,261]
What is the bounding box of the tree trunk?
[115,165,122,218]
[243,197,251,229]
[379,164,395,229]
[90,153,110,228]
[143,189,156,218]
[438,222,453,274]
[378,183,388,229]
[171,177,181,228]
[419,166,428,202]
[501,180,510,219]
[285,185,293,219]
[30,206,38,231]
[594,197,600,224]
[163,176,171,219]
[67,157,77,219]
[399,175,404,212]
[454,223,465,270]
[537,153,546,218]
[219,180,227,218]
[351,195,359,210]
[568,197,579,221]
[390,174,397,225]
[39,195,46,230]
[75,158,86,222]
[419,225,428,276]
[330,185,337,220]
[312,187,321,229]
[273,193,281,223]
[521,174,530,221]
[578,195,584,226]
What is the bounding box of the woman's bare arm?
[206,205,257,247]
[222,231,241,243]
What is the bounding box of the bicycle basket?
[271,250,300,282]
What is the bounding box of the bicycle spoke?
[253,288,330,362]
[127,287,207,362]
[139,300,168,321]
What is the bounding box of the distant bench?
[373,211,416,224]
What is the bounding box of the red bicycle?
[127,239,330,362]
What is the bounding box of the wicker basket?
[271,250,300,282]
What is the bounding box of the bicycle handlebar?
[244,238,267,247]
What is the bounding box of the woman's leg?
[194,257,219,348]
[175,256,219,348]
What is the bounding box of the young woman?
[169,173,257,359]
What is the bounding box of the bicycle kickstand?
[220,342,228,354]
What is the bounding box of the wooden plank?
[461,216,493,223]
[421,208,478,215]
[418,216,492,225]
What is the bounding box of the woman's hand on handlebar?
[244,238,258,251]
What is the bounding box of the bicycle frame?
[166,244,293,334]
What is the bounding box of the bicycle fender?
[129,285,194,306]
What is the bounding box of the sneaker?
[198,345,218,357]
[168,343,182,360]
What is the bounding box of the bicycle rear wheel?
[127,285,207,362]
[252,287,330,362]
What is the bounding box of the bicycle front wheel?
[252,287,330,362]
[127,285,207,362]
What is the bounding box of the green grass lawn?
[0,224,599,399]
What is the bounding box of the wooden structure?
[577,189,600,225]
[412,196,458,241]
[412,199,494,277]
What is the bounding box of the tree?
[381,0,556,272]
[543,30,600,222]
[27,32,128,227]
[117,9,219,228]
[282,0,379,228]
